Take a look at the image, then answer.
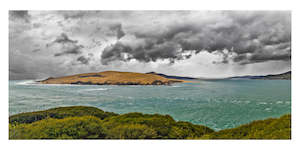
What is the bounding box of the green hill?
[9,106,291,139]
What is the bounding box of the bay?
[9,79,291,130]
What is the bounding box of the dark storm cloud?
[101,42,132,65]
[233,54,247,62]
[101,41,193,65]
[9,10,30,22]
[49,33,84,57]
[77,56,90,65]
[101,11,291,65]
[249,53,291,63]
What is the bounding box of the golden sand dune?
[38,71,185,85]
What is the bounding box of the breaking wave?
[16,80,37,85]
[80,88,110,92]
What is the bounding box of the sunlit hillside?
[38,71,185,85]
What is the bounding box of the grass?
[9,106,291,139]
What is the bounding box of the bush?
[101,112,214,139]
[9,116,106,139]
[9,106,117,124]
[201,114,291,139]
[105,124,158,139]
[9,106,291,139]
[169,121,214,139]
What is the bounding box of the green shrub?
[105,124,158,139]
[9,109,214,139]
[101,112,214,139]
[9,106,291,139]
[201,114,291,139]
[9,106,117,124]
[9,116,106,139]
[169,121,214,139]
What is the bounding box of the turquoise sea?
[9,79,291,130]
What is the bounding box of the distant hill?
[146,72,197,80]
[38,71,185,85]
[230,71,291,80]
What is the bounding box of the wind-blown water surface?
[9,79,291,130]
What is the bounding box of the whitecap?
[265,108,272,111]
[80,88,110,92]
[171,85,181,88]
[35,83,89,87]
[258,102,267,105]
[16,80,37,85]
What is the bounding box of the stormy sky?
[9,11,291,80]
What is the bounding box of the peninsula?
[38,71,185,85]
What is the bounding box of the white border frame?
[1,0,299,150]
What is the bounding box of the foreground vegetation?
[201,114,291,139]
[9,106,291,139]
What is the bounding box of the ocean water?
[9,79,291,130]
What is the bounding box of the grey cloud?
[59,11,101,20]
[9,11,291,80]
[232,40,291,64]
[32,48,41,53]
[49,33,84,57]
[101,11,291,65]
[58,11,137,20]
[9,10,30,22]
[101,40,193,65]
[110,24,125,40]
[53,33,78,44]
[101,42,132,65]
[77,56,90,65]
[249,53,291,63]
[233,54,247,62]
[54,45,83,56]
[93,23,126,40]
[240,50,291,65]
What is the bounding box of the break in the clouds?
[9,11,291,79]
